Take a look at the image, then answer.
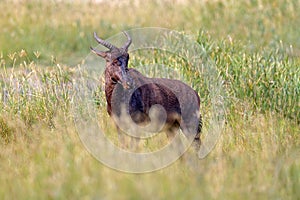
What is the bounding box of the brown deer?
[91,31,202,148]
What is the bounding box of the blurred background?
[1,0,299,64]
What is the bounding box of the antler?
[90,46,106,58]
[122,31,132,51]
[93,32,117,50]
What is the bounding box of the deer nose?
[122,77,133,89]
[123,80,133,89]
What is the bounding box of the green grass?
[0,0,299,199]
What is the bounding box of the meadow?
[0,0,299,199]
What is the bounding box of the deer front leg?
[116,126,127,148]
[116,126,140,151]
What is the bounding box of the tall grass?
[0,0,299,199]
[196,32,300,121]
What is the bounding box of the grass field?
[0,0,299,199]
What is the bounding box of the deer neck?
[104,68,115,105]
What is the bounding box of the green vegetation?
[0,0,299,199]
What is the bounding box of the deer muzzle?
[121,74,133,89]
[120,65,133,89]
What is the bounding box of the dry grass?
[0,0,299,199]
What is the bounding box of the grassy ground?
[0,0,299,199]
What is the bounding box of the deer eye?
[111,77,118,84]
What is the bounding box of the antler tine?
[93,32,117,50]
[122,31,132,51]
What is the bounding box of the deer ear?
[90,46,107,58]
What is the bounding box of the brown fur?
[91,32,202,144]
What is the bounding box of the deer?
[90,31,202,149]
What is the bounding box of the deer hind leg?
[166,122,188,155]
[179,113,202,150]
[192,114,202,150]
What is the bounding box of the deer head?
[91,32,133,89]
